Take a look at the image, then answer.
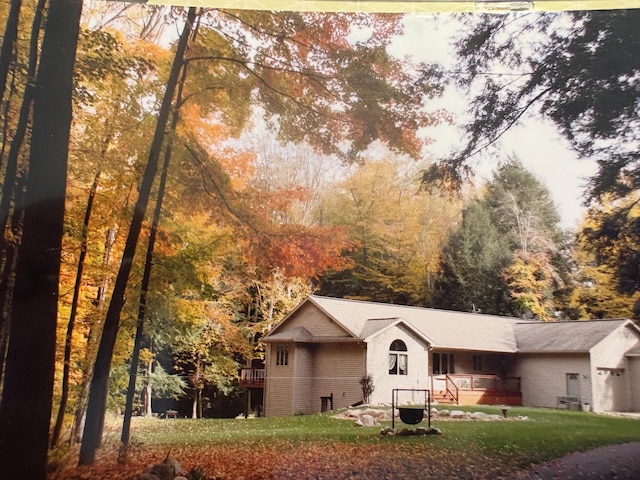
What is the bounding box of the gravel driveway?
[516,442,640,479]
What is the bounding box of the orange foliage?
[49,441,514,480]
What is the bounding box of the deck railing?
[240,368,265,387]
[445,374,459,403]
[447,374,521,394]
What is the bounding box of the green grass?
[110,406,640,468]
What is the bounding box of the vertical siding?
[293,344,314,414]
[264,343,294,417]
[366,325,429,405]
[285,303,352,337]
[590,324,640,412]
[312,343,366,410]
[629,357,640,412]
[512,354,591,409]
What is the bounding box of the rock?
[488,414,504,421]
[471,411,489,420]
[396,428,411,436]
[517,415,529,421]
[438,409,450,416]
[354,418,364,427]
[164,456,183,476]
[380,426,395,436]
[360,414,378,426]
[344,409,361,418]
[430,407,439,415]
[450,410,467,419]
[137,474,161,480]
[145,463,175,480]
[362,408,388,420]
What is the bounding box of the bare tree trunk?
[0,0,46,384]
[0,2,82,478]
[192,391,198,419]
[144,360,152,417]
[50,170,101,448]
[119,58,189,462]
[79,7,197,466]
[70,225,117,444]
[0,0,21,107]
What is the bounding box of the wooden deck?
[433,374,522,406]
[240,368,265,388]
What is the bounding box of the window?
[389,339,408,375]
[275,344,289,366]
[433,353,454,375]
[472,354,482,372]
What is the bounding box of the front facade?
[261,296,640,416]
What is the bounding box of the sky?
[386,13,599,229]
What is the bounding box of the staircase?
[432,390,457,405]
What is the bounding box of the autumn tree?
[79,7,198,465]
[0,1,83,478]
[576,194,640,317]
[79,6,443,464]
[318,156,459,305]
[423,9,640,295]
[434,162,567,318]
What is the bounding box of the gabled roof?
[307,295,521,352]
[360,317,436,345]
[515,319,632,353]
[264,295,640,354]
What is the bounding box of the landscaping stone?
[360,414,378,426]
[470,411,489,420]
[450,410,467,419]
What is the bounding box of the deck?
[433,374,522,406]
[240,368,265,388]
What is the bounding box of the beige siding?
[284,303,352,337]
[312,343,366,410]
[512,354,591,409]
[590,325,640,412]
[630,357,640,412]
[293,344,314,414]
[366,325,430,405]
[264,342,294,417]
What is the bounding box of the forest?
[0,1,639,478]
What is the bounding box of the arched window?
[389,339,408,375]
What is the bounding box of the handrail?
[240,368,265,384]
[445,374,459,404]
[446,374,521,393]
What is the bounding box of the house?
[257,295,640,416]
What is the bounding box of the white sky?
[387,13,599,230]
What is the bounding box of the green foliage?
[428,10,640,295]
[433,199,512,314]
[434,162,567,318]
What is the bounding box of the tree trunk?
[119,59,188,462]
[0,0,46,386]
[0,1,82,478]
[0,0,21,107]
[144,362,152,418]
[70,224,117,444]
[50,170,101,448]
[79,7,197,465]
[192,391,198,419]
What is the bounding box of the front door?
[566,373,580,398]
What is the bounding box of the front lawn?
[49,407,640,479]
